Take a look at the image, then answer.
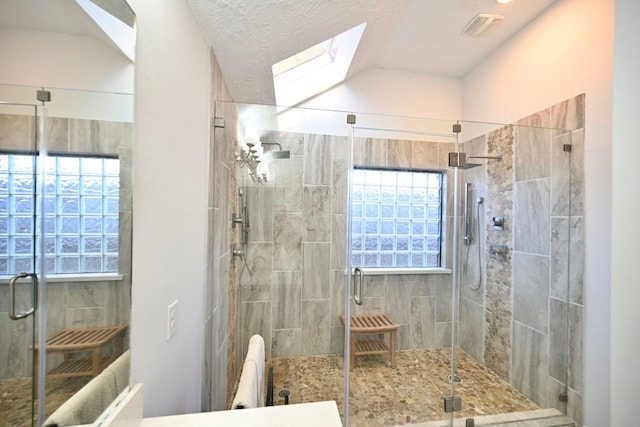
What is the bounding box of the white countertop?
[138,401,343,427]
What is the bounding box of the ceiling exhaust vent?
[462,13,505,37]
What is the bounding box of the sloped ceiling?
[186,0,557,105]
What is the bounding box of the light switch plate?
[167,300,178,340]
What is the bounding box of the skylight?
[272,22,366,107]
[75,0,136,61]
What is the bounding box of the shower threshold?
[412,408,575,427]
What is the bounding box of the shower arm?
[466,155,503,161]
[261,142,283,150]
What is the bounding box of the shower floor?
[267,347,540,427]
[0,375,90,427]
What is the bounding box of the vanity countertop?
[138,400,342,427]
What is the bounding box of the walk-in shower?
[218,97,584,427]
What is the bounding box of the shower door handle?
[353,267,364,306]
[8,272,38,320]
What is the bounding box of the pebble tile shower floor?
[267,348,539,426]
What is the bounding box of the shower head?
[461,163,483,170]
[462,154,503,169]
[261,142,290,159]
[270,150,290,159]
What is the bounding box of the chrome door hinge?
[443,395,462,413]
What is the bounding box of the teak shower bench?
[340,313,399,368]
[33,325,127,386]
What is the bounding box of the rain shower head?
[462,154,503,169]
[262,142,290,159]
[270,150,290,159]
[461,163,483,170]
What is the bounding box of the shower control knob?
[491,216,504,230]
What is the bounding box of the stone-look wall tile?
[330,135,349,160]
[409,274,440,297]
[353,137,386,167]
[118,147,134,212]
[272,328,302,358]
[70,118,106,153]
[551,129,584,217]
[242,301,272,360]
[0,114,32,150]
[363,275,385,298]
[435,280,452,323]
[512,321,549,407]
[331,214,346,270]
[274,155,303,213]
[240,242,273,286]
[396,324,410,350]
[0,317,30,379]
[240,284,271,302]
[215,159,230,212]
[278,132,305,156]
[549,297,568,384]
[459,297,484,362]
[272,271,301,329]
[47,117,70,152]
[410,296,436,349]
[67,282,106,308]
[273,212,302,270]
[329,326,345,354]
[214,344,228,410]
[387,139,412,168]
[353,296,385,316]
[484,280,512,381]
[514,109,551,182]
[305,134,331,185]
[45,284,68,337]
[435,321,453,348]
[106,121,133,154]
[384,279,412,325]
[215,254,230,344]
[513,178,550,254]
[247,184,274,242]
[302,243,330,300]
[201,315,213,410]
[566,386,583,426]
[412,140,439,169]
[462,134,487,190]
[551,93,585,132]
[302,300,330,355]
[330,270,346,328]
[332,159,348,214]
[513,252,549,333]
[68,307,104,328]
[569,302,583,394]
[551,217,584,305]
[303,185,331,242]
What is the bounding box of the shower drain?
[448,374,463,383]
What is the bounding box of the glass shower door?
[0,100,44,427]
[345,114,460,427]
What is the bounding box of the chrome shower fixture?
[462,154,503,169]
[236,129,270,183]
[261,142,291,159]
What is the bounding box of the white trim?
[0,273,123,284]
[353,267,452,276]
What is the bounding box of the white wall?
[0,30,133,121]
[462,1,614,426]
[611,1,640,425]
[127,0,211,417]
[305,68,462,120]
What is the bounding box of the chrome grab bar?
[353,267,364,306]
[8,272,38,320]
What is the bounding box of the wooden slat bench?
[340,313,399,369]
[33,325,127,386]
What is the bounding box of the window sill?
[352,268,452,276]
[0,273,124,284]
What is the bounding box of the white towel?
[231,334,265,409]
[232,359,258,409]
[245,334,265,407]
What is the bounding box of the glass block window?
[351,167,443,268]
[0,153,119,275]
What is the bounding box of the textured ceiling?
[186,0,557,105]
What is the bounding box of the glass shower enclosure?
[219,96,583,426]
